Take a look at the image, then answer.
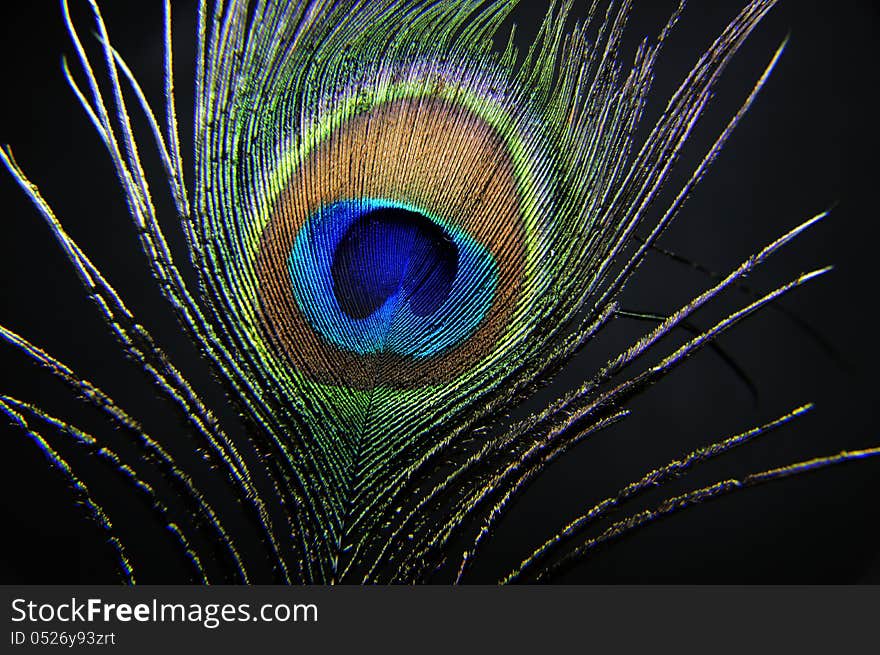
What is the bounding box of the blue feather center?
[288,199,498,358]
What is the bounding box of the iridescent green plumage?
[0,0,877,583]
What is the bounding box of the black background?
[0,0,878,584]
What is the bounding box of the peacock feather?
[0,0,877,583]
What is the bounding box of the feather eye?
[0,0,878,584]
[255,98,525,388]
